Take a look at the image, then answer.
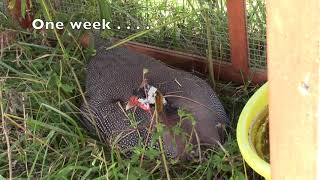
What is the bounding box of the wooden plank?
[226,0,249,75]
[125,42,266,84]
[267,0,320,179]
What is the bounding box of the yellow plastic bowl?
[237,83,271,179]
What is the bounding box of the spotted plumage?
[80,34,229,157]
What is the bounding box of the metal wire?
[32,0,99,22]
[246,0,267,69]
[0,0,4,14]
[47,0,231,62]
[3,0,267,69]
[0,0,7,26]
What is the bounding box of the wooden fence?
[126,0,267,84]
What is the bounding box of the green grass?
[2,0,267,66]
[108,0,231,61]
[0,0,265,179]
[0,29,262,179]
[26,0,266,66]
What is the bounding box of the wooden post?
[227,0,249,76]
[124,0,269,84]
[267,0,320,179]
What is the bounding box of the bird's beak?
[126,96,138,111]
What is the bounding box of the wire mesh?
[3,0,267,69]
[0,0,7,25]
[33,0,100,21]
[246,0,267,69]
[50,0,90,13]
[42,0,231,62]
[110,0,231,62]
[0,0,5,14]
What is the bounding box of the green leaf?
[129,167,149,180]
[40,103,83,138]
[145,148,160,160]
[0,175,6,180]
[98,0,111,21]
[101,30,114,39]
[230,171,246,180]
[206,169,213,180]
[21,0,26,18]
[0,60,25,75]
[27,119,79,138]
[80,167,100,180]
[61,83,75,93]
[57,166,91,177]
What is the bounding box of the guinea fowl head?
[125,82,180,125]
[125,83,166,112]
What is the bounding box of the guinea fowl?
[80,34,229,158]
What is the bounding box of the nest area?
[0,0,267,179]
[0,29,263,179]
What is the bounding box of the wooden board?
[125,42,266,84]
[227,0,249,75]
[267,0,320,179]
